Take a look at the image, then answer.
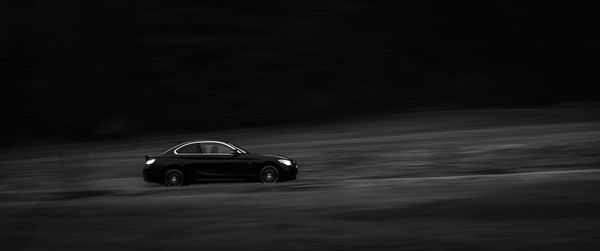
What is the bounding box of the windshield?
[229,143,249,154]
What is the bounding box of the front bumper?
[287,162,298,180]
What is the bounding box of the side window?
[176,143,201,154]
[201,143,232,154]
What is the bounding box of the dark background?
[2,1,598,143]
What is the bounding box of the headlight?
[146,158,156,165]
[278,159,292,166]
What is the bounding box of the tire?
[259,166,279,183]
[164,169,185,187]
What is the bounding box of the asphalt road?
[1,107,599,250]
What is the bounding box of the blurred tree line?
[1,1,598,143]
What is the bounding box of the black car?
[143,140,298,186]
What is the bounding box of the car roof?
[178,139,224,145]
[163,140,239,154]
[172,140,228,149]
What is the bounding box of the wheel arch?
[259,161,282,171]
[162,164,187,183]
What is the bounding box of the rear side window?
[201,143,232,154]
[176,143,200,154]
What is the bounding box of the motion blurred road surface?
[1,107,599,250]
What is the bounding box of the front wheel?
[164,169,185,187]
[259,166,279,183]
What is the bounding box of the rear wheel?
[164,169,185,187]
[259,166,279,183]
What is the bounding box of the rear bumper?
[143,165,161,183]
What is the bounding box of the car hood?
[245,153,291,160]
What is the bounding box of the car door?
[174,143,208,179]
[200,142,250,178]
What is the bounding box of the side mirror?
[230,149,240,155]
